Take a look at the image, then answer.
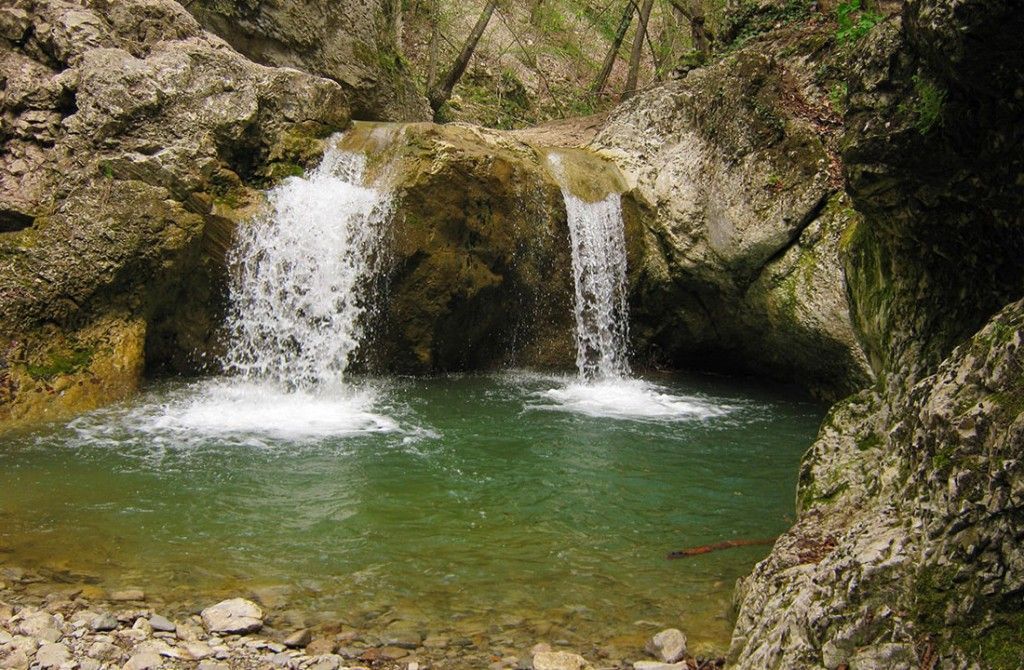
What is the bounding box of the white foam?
[148,380,398,439]
[65,380,400,448]
[531,377,731,421]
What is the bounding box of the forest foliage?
[398,0,892,128]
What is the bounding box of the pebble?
[197,663,228,670]
[306,638,336,656]
[0,649,29,670]
[283,628,312,648]
[91,612,118,632]
[533,650,590,670]
[148,615,175,633]
[123,651,163,670]
[645,629,687,664]
[16,612,62,642]
[133,617,153,636]
[633,663,688,670]
[34,641,70,669]
[307,654,342,670]
[183,641,213,660]
[86,640,121,661]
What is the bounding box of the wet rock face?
[594,44,871,398]
[730,300,1024,670]
[729,0,1024,667]
[840,4,1024,382]
[340,123,636,374]
[0,0,349,425]
[186,0,431,122]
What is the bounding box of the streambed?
[0,371,822,657]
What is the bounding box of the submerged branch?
[667,537,777,559]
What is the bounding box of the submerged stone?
[532,650,590,670]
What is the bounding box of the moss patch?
[26,347,95,381]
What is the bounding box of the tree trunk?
[425,0,441,88]
[667,0,712,55]
[428,0,499,114]
[622,0,653,99]
[687,0,711,56]
[591,0,635,95]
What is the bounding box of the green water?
[0,371,822,655]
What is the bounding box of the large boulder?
[185,0,430,122]
[729,0,1024,667]
[731,299,1024,669]
[593,35,872,398]
[337,122,638,373]
[0,0,349,426]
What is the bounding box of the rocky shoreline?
[0,571,725,670]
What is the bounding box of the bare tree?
[591,0,636,95]
[622,0,653,99]
[428,0,500,114]
[668,0,712,55]
[425,0,441,88]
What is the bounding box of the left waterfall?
[221,141,392,390]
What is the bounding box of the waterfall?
[548,154,630,380]
[221,142,392,389]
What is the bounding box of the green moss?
[899,74,946,134]
[726,0,813,49]
[835,0,882,44]
[931,444,955,471]
[828,81,848,113]
[914,564,1024,670]
[265,162,306,181]
[26,347,95,381]
[855,432,881,451]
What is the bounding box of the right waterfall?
[547,153,631,380]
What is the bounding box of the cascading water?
[539,152,727,421]
[134,137,401,440]
[222,146,392,389]
[547,153,630,380]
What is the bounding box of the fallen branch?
[667,537,777,559]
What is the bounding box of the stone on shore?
[33,642,70,669]
[200,599,264,634]
[533,650,591,670]
[645,629,687,663]
[91,613,119,632]
[15,612,62,643]
[0,648,28,670]
[123,651,163,670]
[634,662,688,670]
[283,628,312,648]
[148,615,175,633]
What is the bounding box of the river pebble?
[645,629,687,663]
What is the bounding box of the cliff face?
[185,0,431,122]
[0,0,350,425]
[726,0,1024,667]
[592,20,873,399]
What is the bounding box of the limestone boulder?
[0,0,349,427]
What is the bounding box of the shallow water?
[0,371,822,655]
